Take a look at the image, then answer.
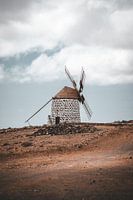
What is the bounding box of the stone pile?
[32,123,97,136]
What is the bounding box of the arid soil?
[0,123,133,200]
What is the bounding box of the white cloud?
[1,0,133,57]
[0,0,77,57]
[110,9,133,49]
[11,45,133,85]
[25,54,62,82]
[0,0,133,85]
[64,0,133,49]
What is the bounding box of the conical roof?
[53,86,79,99]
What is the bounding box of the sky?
[0,0,133,128]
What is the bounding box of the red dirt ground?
[0,123,133,200]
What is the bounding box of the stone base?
[50,98,80,124]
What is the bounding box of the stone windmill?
[25,67,92,125]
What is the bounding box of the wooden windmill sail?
[65,67,92,119]
[25,67,92,124]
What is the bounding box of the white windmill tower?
[25,67,92,125]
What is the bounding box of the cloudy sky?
[0,0,133,128]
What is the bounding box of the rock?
[33,189,40,192]
[21,142,33,147]
[32,123,98,136]
[90,179,96,185]
[3,143,9,146]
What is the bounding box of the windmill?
[25,67,92,125]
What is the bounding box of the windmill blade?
[25,98,52,123]
[82,98,92,119]
[79,68,85,93]
[65,66,77,89]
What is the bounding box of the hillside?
[0,122,133,200]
